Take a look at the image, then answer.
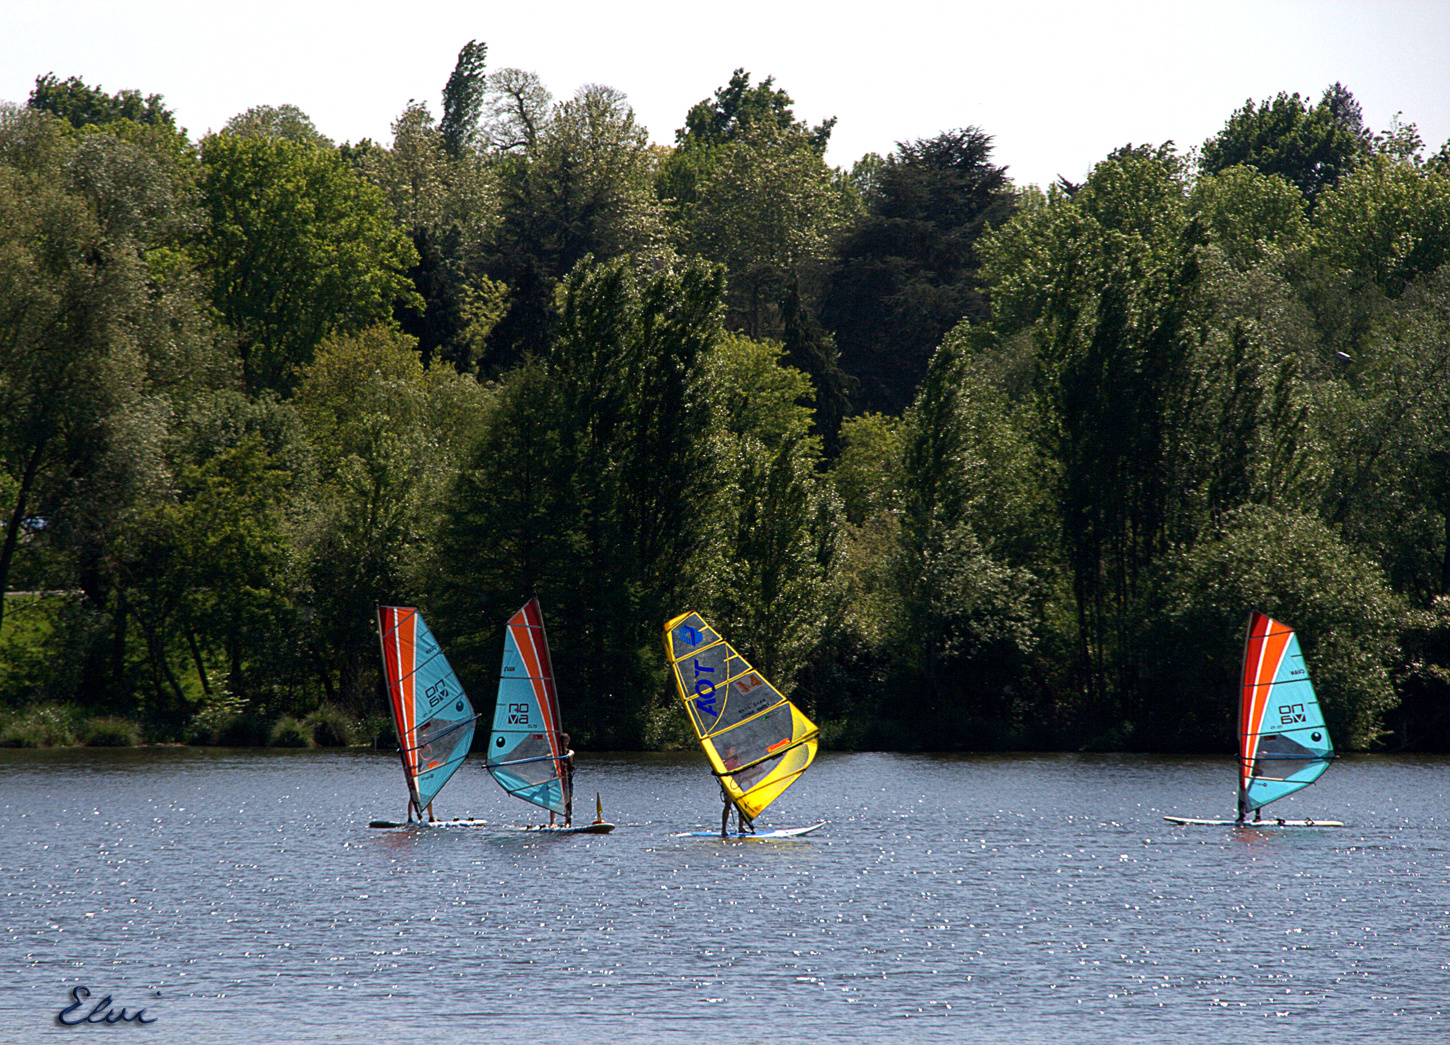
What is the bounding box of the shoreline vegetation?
[4,51,1450,756]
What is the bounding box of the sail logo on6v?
[1279,704,1306,725]
[424,679,451,709]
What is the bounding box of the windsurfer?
[548,734,576,828]
[718,784,754,836]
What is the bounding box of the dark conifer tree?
[818,128,1013,415]
[439,40,488,158]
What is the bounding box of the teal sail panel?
[1239,612,1334,816]
[486,598,569,816]
[377,606,478,813]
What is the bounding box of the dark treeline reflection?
[3,57,1450,753]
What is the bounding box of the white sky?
[3,0,1447,188]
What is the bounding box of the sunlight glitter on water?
[0,749,1445,1043]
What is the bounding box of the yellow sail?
[663,611,819,821]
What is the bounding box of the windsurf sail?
[376,606,478,816]
[664,611,819,821]
[486,598,570,817]
[1239,611,1334,819]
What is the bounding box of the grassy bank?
[0,703,395,750]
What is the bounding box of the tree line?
[2,48,1449,753]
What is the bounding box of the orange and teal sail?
[1238,612,1334,820]
[376,606,478,816]
[486,598,571,817]
[664,611,819,821]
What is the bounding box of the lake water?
[0,748,1445,1044]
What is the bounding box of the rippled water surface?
[1,749,1446,1043]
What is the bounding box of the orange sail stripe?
[1241,615,1290,789]
[508,601,564,781]
[1239,616,1264,790]
[380,608,407,772]
[387,608,420,780]
[526,598,562,728]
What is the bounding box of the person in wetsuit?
[562,733,575,827]
[719,784,756,837]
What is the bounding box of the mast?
[377,607,422,818]
[1237,613,1253,823]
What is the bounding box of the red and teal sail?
[486,598,571,817]
[376,606,478,817]
[1238,612,1334,820]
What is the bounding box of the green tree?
[658,68,835,218]
[1312,154,1450,297]
[295,325,489,706]
[429,360,566,675]
[1200,83,1369,205]
[27,73,173,129]
[361,102,501,370]
[678,68,834,152]
[498,84,667,278]
[109,436,294,734]
[706,334,839,693]
[779,279,855,453]
[199,131,421,391]
[433,257,724,745]
[223,104,331,146]
[890,324,1046,746]
[0,105,212,649]
[678,121,853,336]
[832,413,902,526]
[1314,270,1450,604]
[1189,164,1309,270]
[487,83,670,370]
[981,145,1196,708]
[1139,504,1400,750]
[0,103,242,731]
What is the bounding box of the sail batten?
[487,598,571,817]
[664,611,819,821]
[376,606,477,814]
[1238,611,1333,816]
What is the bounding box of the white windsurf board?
[368,817,491,829]
[673,822,826,839]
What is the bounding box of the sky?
[2,0,1448,188]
